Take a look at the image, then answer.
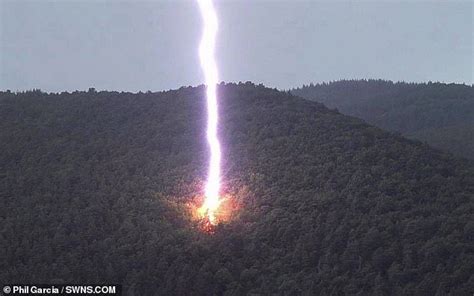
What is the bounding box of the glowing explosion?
[197,0,222,225]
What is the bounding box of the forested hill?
[291,80,474,159]
[1,84,473,295]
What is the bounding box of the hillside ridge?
[291,79,474,159]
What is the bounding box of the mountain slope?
[1,84,473,295]
[291,80,474,159]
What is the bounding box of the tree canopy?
[1,83,473,295]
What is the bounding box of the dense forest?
[1,83,473,295]
[292,80,474,159]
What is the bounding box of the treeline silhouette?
[292,79,474,159]
[1,83,473,295]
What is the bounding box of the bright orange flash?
[197,0,221,225]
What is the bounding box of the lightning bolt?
[197,0,221,225]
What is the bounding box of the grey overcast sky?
[0,0,472,92]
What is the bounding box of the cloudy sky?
[0,0,472,92]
